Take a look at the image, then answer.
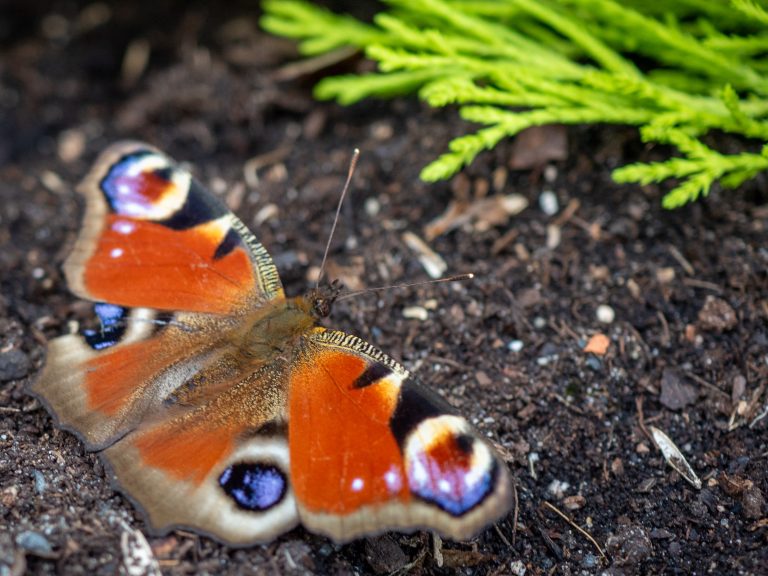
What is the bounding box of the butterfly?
[31,141,512,545]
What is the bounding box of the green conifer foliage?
[262,0,768,208]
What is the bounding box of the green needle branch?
[262,0,768,208]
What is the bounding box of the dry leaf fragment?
[659,369,698,411]
[423,194,528,240]
[649,426,702,490]
[509,125,568,169]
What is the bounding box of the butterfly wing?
[288,328,512,542]
[33,142,283,448]
[102,360,298,544]
[32,143,300,542]
[33,305,208,449]
[64,140,282,314]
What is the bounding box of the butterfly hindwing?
[64,141,283,314]
[34,301,301,544]
[102,362,299,544]
[288,328,512,542]
[33,306,169,447]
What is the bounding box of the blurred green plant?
[262,0,768,208]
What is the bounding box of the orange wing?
[65,141,282,314]
[101,361,299,545]
[288,329,513,542]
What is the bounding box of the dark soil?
[1,2,767,575]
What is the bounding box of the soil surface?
[1,2,767,575]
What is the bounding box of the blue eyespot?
[409,458,494,516]
[83,303,127,350]
[219,463,287,512]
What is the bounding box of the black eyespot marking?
[455,433,475,454]
[213,227,242,260]
[353,362,392,389]
[219,462,287,512]
[154,166,174,182]
[159,178,228,230]
[389,378,457,448]
[83,303,128,350]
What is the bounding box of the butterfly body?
[31,142,512,544]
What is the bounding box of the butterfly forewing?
[64,141,283,314]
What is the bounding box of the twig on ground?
[541,501,607,563]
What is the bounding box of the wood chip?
[583,333,610,355]
[649,426,702,490]
[546,224,561,249]
[121,38,150,88]
[402,306,428,321]
[121,529,161,576]
[401,231,447,279]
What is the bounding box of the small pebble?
[697,296,737,332]
[0,348,31,381]
[33,470,47,494]
[536,353,558,366]
[547,479,570,499]
[0,485,19,507]
[507,340,524,352]
[543,165,558,183]
[370,121,394,141]
[57,128,86,163]
[533,316,547,329]
[606,525,653,566]
[539,190,559,216]
[582,553,599,568]
[742,485,766,519]
[596,304,615,324]
[510,560,527,576]
[16,531,53,555]
[585,356,603,371]
[364,197,380,217]
[656,267,675,284]
[659,368,697,411]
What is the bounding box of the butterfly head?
[306,279,344,320]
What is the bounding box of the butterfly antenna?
[336,273,475,302]
[316,148,360,290]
